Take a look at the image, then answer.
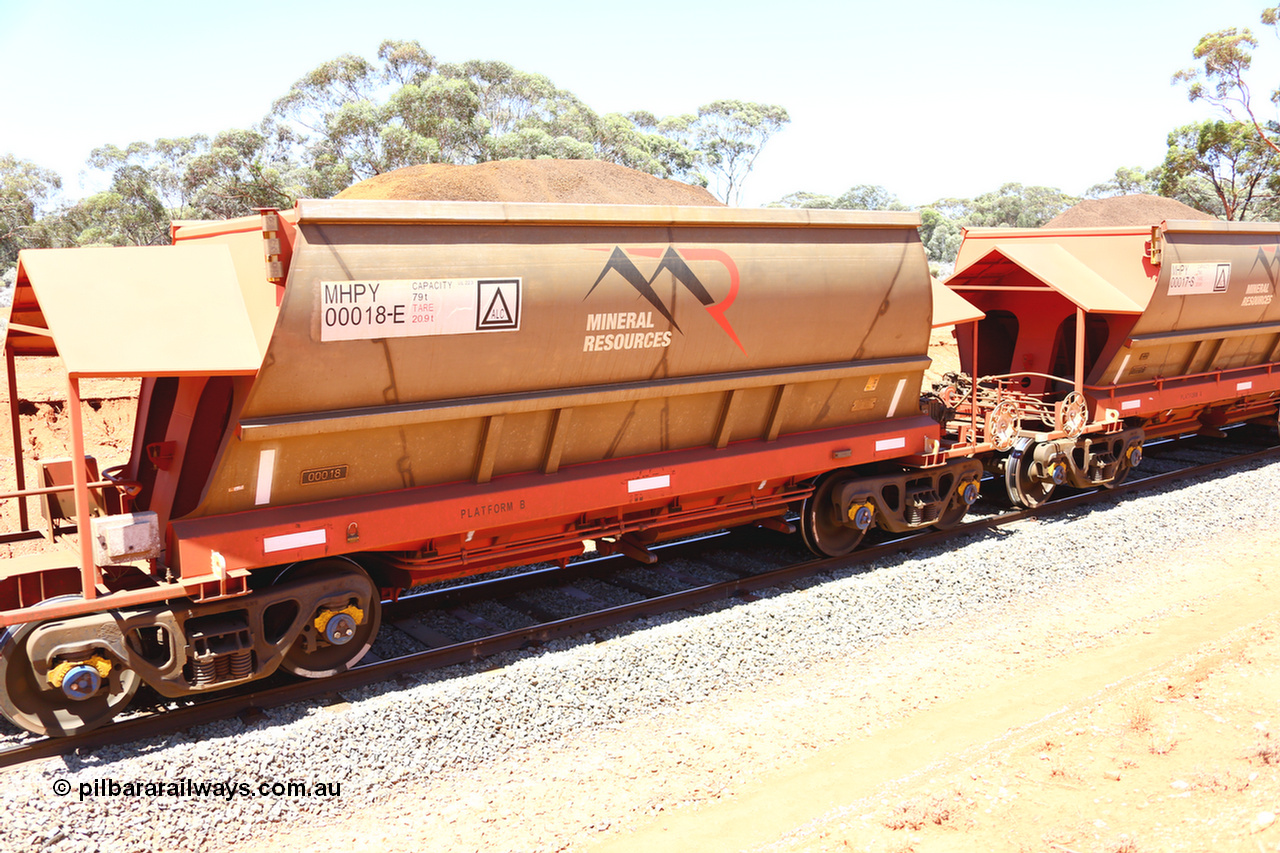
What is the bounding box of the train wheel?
[799,473,866,557]
[0,599,140,737]
[1004,437,1059,509]
[935,478,980,529]
[1103,466,1129,489]
[276,560,382,679]
[1103,443,1141,490]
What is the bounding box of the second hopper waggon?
[930,219,1280,506]
[0,201,978,735]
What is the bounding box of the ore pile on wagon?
[0,181,1277,738]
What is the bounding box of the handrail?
[0,478,141,501]
[1086,359,1279,394]
[1125,320,1280,349]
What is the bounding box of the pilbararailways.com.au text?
[52,777,342,801]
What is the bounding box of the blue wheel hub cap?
[62,664,101,701]
[324,613,357,645]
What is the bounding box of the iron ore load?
[2,194,1278,738]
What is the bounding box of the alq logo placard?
[581,246,745,353]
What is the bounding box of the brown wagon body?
[0,201,984,735]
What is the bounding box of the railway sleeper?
[0,559,380,736]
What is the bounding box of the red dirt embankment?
[0,358,137,555]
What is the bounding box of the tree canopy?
[1,155,61,272]
[773,182,1078,276]
[0,39,790,274]
[264,41,788,199]
[1172,15,1280,154]
[1166,8,1280,219]
[1159,120,1280,220]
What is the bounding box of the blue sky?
[2,0,1276,207]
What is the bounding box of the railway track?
[2,427,1276,769]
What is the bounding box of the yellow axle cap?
[47,654,113,689]
[313,605,365,635]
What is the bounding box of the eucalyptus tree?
[0,154,62,272]
[662,100,789,204]
[1159,119,1280,220]
[1173,12,1280,154]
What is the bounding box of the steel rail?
[2,438,1277,769]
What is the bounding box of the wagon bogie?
[0,557,381,729]
[798,457,984,557]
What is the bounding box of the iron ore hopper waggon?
[0,200,985,736]
[932,220,1280,507]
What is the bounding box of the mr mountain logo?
[582,246,745,354]
[1245,241,1280,308]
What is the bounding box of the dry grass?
[1125,699,1155,734]
[1246,734,1280,765]
[882,791,965,831]
[1189,767,1251,793]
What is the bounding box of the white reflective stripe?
[255,449,276,506]
[1121,399,1142,411]
[1237,380,1254,391]
[888,378,907,416]
[263,528,326,553]
[1113,353,1131,384]
[875,436,907,452]
[627,474,670,493]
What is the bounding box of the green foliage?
[266,41,738,191]
[0,154,62,272]
[184,127,300,220]
[773,182,1075,274]
[1172,10,1280,156]
[773,185,905,211]
[963,183,1079,228]
[1084,166,1159,198]
[1159,119,1280,220]
[9,39,792,249]
[53,128,306,248]
[1165,9,1280,220]
[1173,27,1260,109]
[918,207,963,271]
[663,100,790,204]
